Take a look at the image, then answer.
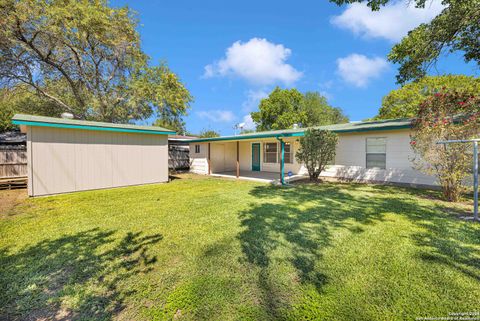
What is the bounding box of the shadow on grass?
[237,183,480,317]
[0,229,162,321]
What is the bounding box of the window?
[278,143,293,164]
[195,144,200,154]
[366,138,386,169]
[264,143,277,163]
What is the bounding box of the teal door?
[252,143,260,171]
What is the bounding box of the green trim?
[189,131,305,143]
[188,125,411,143]
[251,143,260,171]
[12,120,174,135]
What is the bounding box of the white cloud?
[204,38,302,85]
[197,110,236,123]
[336,54,389,87]
[241,114,256,130]
[242,89,269,112]
[331,1,444,42]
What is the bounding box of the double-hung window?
[264,143,278,163]
[279,143,293,164]
[366,138,386,169]
[195,144,200,154]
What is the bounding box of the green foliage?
[154,117,186,134]
[377,75,480,119]
[0,0,192,125]
[0,86,63,131]
[250,88,348,131]
[251,87,305,131]
[296,129,338,181]
[303,91,349,126]
[410,90,480,201]
[330,0,480,83]
[198,129,220,138]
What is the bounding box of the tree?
[410,90,480,202]
[251,87,305,131]
[377,75,480,119]
[250,88,348,130]
[198,129,220,138]
[303,91,349,126]
[0,85,62,131]
[296,129,338,182]
[329,0,480,83]
[0,0,192,124]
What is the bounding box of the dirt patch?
[0,188,27,216]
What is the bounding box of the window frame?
[366,137,387,170]
[263,142,278,164]
[194,144,200,154]
[278,142,294,164]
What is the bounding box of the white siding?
[189,143,208,174]
[189,129,438,186]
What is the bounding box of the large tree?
[0,0,192,124]
[377,75,480,119]
[303,91,349,126]
[330,0,480,83]
[250,87,349,131]
[251,87,305,131]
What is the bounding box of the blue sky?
[113,0,477,135]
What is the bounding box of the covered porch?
[210,170,306,184]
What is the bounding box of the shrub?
[296,129,337,182]
[410,90,480,202]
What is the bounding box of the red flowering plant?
[410,90,480,202]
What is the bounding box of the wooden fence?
[169,146,190,170]
[0,146,27,178]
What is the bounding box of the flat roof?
[188,118,412,143]
[12,114,176,135]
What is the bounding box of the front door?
[252,143,260,171]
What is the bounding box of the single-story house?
[188,118,438,187]
[12,114,175,197]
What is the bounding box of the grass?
[0,174,479,320]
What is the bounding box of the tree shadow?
[237,182,480,317]
[0,228,162,321]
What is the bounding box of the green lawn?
[0,175,479,321]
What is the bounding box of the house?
[188,118,437,187]
[12,114,175,197]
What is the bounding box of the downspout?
[276,136,285,185]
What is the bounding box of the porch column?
[278,138,285,185]
[208,142,211,175]
[236,141,239,178]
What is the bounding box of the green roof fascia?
[331,124,411,133]
[188,131,304,143]
[188,123,412,143]
[12,115,175,135]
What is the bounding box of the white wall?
[188,130,438,186]
[28,126,169,196]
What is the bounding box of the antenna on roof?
[233,122,245,136]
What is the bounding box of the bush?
[410,90,480,202]
[296,129,337,182]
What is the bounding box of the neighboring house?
[188,118,437,187]
[12,114,175,197]
[168,135,198,170]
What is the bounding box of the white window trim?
[366,137,387,170]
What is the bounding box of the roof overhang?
[12,114,176,135]
[188,124,411,143]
